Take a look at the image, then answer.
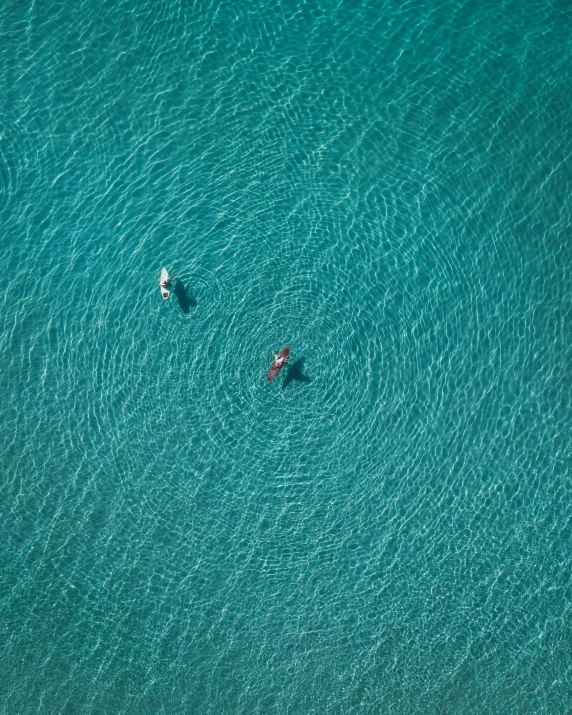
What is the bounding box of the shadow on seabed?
[283,357,311,389]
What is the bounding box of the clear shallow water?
[1,0,571,712]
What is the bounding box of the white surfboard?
[159,268,171,300]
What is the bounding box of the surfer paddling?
[159,268,177,300]
[267,347,290,381]
[273,352,287,366]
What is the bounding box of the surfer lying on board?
[267,347,290,381]
[160,271,176,288]
[159,269,178,300]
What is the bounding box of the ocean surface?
[1,0,571,713]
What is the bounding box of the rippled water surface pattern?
[1,0,571,713]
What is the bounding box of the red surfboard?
[267,347,290,381]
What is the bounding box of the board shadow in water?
[283,358,311,389]
[174,280,196,313]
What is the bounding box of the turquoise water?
[1,0,571,712]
